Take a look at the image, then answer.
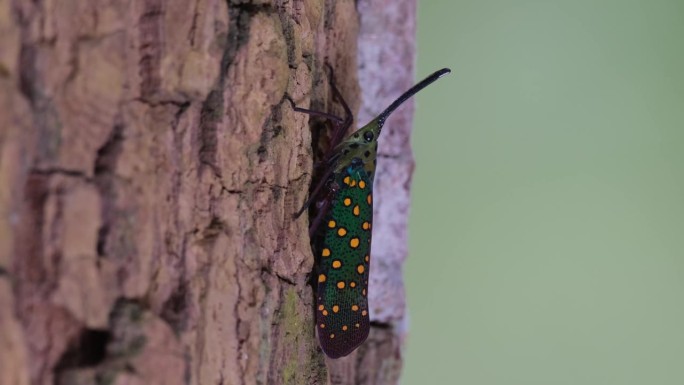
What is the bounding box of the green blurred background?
[405,0,684,384]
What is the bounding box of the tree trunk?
[0,0,417,384]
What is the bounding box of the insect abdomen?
[315,167,372,358]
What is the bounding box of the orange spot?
[333,305,340,313]
[328,220,336,228]
[362,310,367,316]
[344,197,352,206]
[353,205,360,216]
[362,289,367,296]
[332,260,342,269]
[364,255,370,263]
[320,324,325,328]
[355,323,360,328]
[322,248,331,257]
[337,281,345,289]
[351,305,359,311]
[342,325,348,331]
[337,227,347,237]
[350,238,360,248]
[350,179,357,187]
[362,221,370,230]
[330,333,335,339]
[350,281,356,288]
[357,265,365,274]
[322,310,328,316]
[343,176,351,185]
[367,194,372,205]
[359,180,366,189]
[318,304,324,311]
[318,274,326,283]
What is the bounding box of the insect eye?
[363,131,374,142]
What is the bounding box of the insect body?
[294,67,451,358]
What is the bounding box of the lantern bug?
[292,66,451,358]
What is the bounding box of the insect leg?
[289,64,354,151]
[324,64,353,149]
[293,165,334,219]
[290,65,353,230]
[288,98,346,124]
[308,197,331,237]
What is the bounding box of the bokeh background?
[405,1,684,384]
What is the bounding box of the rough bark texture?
[0,0,415,384]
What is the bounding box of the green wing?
[314,165,373,358]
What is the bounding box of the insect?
[292,66,451,358]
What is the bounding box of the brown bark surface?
[0,0,416,384]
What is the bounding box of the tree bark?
[0,0,416,384]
